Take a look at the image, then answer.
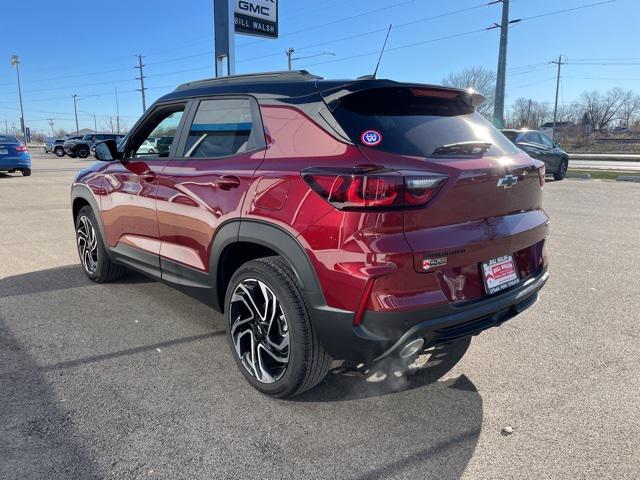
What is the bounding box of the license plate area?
[481,255,519,295]
[0,149,8,155]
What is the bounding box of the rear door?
[100,103,187,275]
[539,132,563,172]
[154,96,266,275]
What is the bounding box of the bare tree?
[580,88,630,132]
[442,66,496,117]
[507,98,552,129]
[618,92,640,129]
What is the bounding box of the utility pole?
[286,48,294,70]
[551,55,565,141]
[135,54,147,112]
[4,120,8,134]
[72,94,79,135]
[488,0,521,128]
[526,99,532,128]
[93,114,97,133]
[114,87,121,134]
[9,55,27,143]
[48,118,55,138]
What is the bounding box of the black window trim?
[123,100,191,161]
[170,94,267,162]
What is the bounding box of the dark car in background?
[0,135,31,176]
[156,136,174,156]
[45,139,67,157]
[502,129,569,180]
[64,133,124,158]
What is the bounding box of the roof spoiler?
[320,79,486,111]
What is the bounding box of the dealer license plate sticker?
[481,255,519,295]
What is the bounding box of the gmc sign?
[234,0,278,39]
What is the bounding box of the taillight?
[15,145,27,152]
[302,167,447,210]
[537,163,546,187]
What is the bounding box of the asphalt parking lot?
[1,154,639,479]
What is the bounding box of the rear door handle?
[217,175,241,190]
[139,171,156,183]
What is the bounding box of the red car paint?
[72,74,548,364]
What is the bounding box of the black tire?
[554,159,568,181]
[21,168,31,177]
[224,256,331,398]
[54,146,65,157]
[75,206,126,283]
[77,146,90,158]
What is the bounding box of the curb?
[616,176,640,183]
[566,172,591,179]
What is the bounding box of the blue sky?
[1,0,638,134]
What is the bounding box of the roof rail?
[175,70,323,91]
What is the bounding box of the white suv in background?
[137,137,158,154]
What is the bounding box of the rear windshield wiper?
[431,141,492,157]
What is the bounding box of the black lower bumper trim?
[370,269,549,362]
[309,268,548,364]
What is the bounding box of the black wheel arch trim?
[209,219,327,312]
[70,184,112,259]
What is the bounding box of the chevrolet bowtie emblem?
[497,174,518,189]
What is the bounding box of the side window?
[539,133,554,147]
[524,132,541,144]
[182,98,264,158]
[132,107,185,159]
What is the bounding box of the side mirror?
[553,142,560,148]
[94,139,122,161]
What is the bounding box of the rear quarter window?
[330,88,519,158]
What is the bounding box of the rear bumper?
[0,156,31,170]
[311,267,548,364]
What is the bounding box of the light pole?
[286,50,335,70]
[72,94,80,135]
[10,55,27,144]
[286,48,294,70]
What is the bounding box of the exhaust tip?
[399,338,425,359]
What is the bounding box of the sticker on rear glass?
[361,130,382,146]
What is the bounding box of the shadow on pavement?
[39,330,225,373]
[1,265,483,479]
[298,337,472,402]
[0,317,101,479]
[0,264,152,299]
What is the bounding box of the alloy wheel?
[229,279,290,383]
[77,215,98,274]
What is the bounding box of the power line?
[144,1,492,70]
[518,0,616,22]
[299,27,488,69]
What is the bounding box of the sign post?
[214,0,278,77]
[214,0,236,77]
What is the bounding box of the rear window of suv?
[330,88,519,158]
